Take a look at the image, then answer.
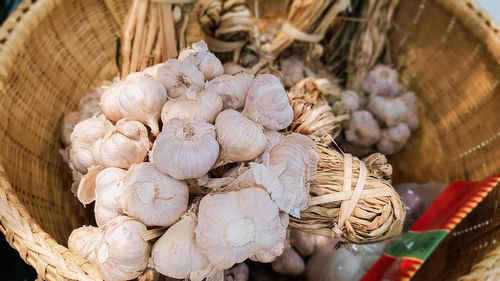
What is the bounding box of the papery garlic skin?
[205,74,253,110]
[77,165,103,205]
[368,96,408,127]
[280,56,304,88]
[215,110,266,163]
[362,64,402,97]
[376,123,411,155]
[152,211,215,280]
[178,41,224,80]
[195,187,284,270]
[143,63,164,79]
[251,212,289,263]
[151,119,219,180]
[161,90,223,124]
[157,59,205,98]
[242,74,294,130]
[341,90,360,112]
[271,247,305,276]
[345,110,381,147]
[92,119,149,169]
[100,74,168,135]
[400,91,419,130]
[68,226,103,263]
[96,216,150,281]
[94,167,127,226]
[119,162,189,226]
[69,116,113,174]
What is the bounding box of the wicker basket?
[0,0,498,280]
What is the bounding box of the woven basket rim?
[0,0,499,280]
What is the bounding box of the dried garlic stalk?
[289,145,405,244]
[288,77,350,144]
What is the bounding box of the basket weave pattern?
[0,0,498,280]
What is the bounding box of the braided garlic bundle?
[289,145,405,244]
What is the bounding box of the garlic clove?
[151,118,219,180]
[341,90,360,112]
[215,109,266,163]
[96,216,150,281]
[242,74,294,130]
[68,225,103,263]
[94,167,127,226]
[119,162,189,226]
[362,64,403,97]
[92,119,149,169]
[368,95,408,127]
[178,41,224,80]
[77,165,104,205]
[100,83,125,122]
[161,89,223,124]
[290,230,315,257]
[156,59,205,98]
[152,211,215,280]
[376,123,411,155]
[69,115,113,174]
[205,74,253,111]
[271,246,305,276]
[345,110,381,147]
[195,187,285,270]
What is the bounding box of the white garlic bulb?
[242,74,294,130]
[119,162,189,226]
[69,115,113,174]
[161,89,223,124]
[224,263,249,281]
[215,110,266,163]
[62,112,81,148]
[266,133,318,218]
[76,165,103,205]
[223,62,246,75]
[345,110,381,147]
[290,230,315,257]
[401,91,419,130]
[68,226,103,263]
[178,41,224,80]
[205,74,253,110]
[280,56,304,88]
[143,63,164,79]
[156,59,205,98]
[100,74,168,135]
[94,167,127,226]
[92,119,149,169]
[341,90,360,112]
[362,64,403,97]
[96,216,150,281]
[151,118,219,180]
[376,123,411,155]
[152,210,215,280]
[368,96,408,127]
[195,187,285,270]
[250,212,289,263]
[271,247,305,276]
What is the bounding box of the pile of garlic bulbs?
[65,41,320,281]
[341,64,419,156]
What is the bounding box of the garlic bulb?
[92,119,149,169]
[290,230,315,257]
[215,110,266,163]
[242,74,294,130]
[152,210,215,280]
[401,91,419,130]
[69,115,113,174]
[362,64,402,97]
[271,247,305,276]
[345,110,381,147]
[250,212,289,263]
[224,263,249,281]
[376,123,411,155]
[119,162,189,226]
[205,74,253,110]
[341,90,360,112]
[143,63,164,79]
[223,62,246,75]
[100,74,167,135]
[68,226,103,263]
[76,165,103,205]
[151,118,219,180]
[195,187,285,270]
[157,59,205,98]
[266,133,318,217]
[259,130,284,164]
[62,112,82,148]
[368,96,408,127]
[96,216,150,281]
[161,89,223,124]
[94,167,127,226]
[280,56,304,88]
[178,41,223,80]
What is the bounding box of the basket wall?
[0,0,498,280]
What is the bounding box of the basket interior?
[0,1,498,278]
